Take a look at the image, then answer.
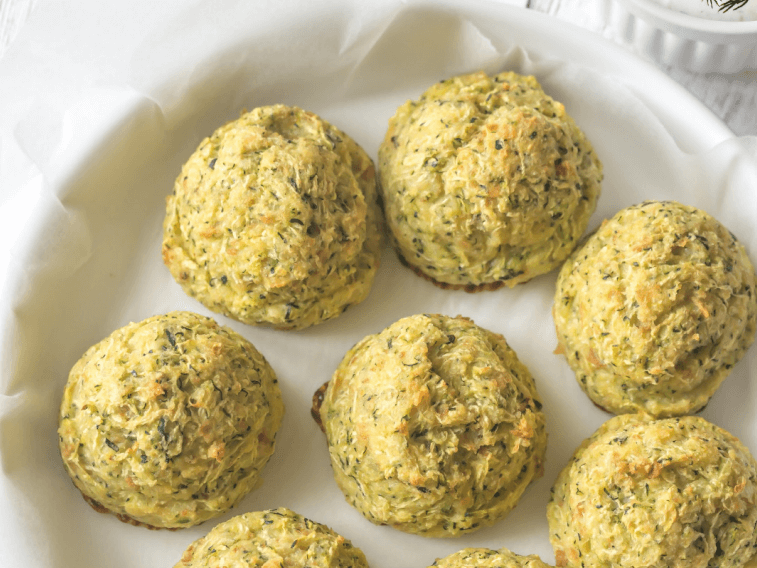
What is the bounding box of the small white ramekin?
[608,0,757,72]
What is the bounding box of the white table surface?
[1,0,754,136]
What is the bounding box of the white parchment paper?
[0,1,755,567]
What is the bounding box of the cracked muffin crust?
[378,71,602,290]
[174,508,369,568]
[547,414,757,568]
[317,313,547,537]
[162,104,382,330]
[553,200,757,416]
[58,311,284,528]
[430,547,553,568]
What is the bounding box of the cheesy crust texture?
[547,414,757,568]
[58,311,284,529]
[162,105,382,330]
[174,508,369,568]
[553,200,757,416]
[377,71,602,290]
[430,547,553,568]
[319,313,547,537]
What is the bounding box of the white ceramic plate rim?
[614,0,757,39]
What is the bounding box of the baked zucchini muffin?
[162,104,382,330]
[58,311,284,529]
[553,200,757,417]
[174,508,369,568]
[430,547,553,568]
[316,314,547,537]
[378,70,602,290]
[547,414,757,568]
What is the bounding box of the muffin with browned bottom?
[163,104,382,330]
[174,508,369,568]
[58,311,284,529]
[554,200,757,416]
[317,313,547,537]
[547,414,757,568]
[378,71,602,290]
